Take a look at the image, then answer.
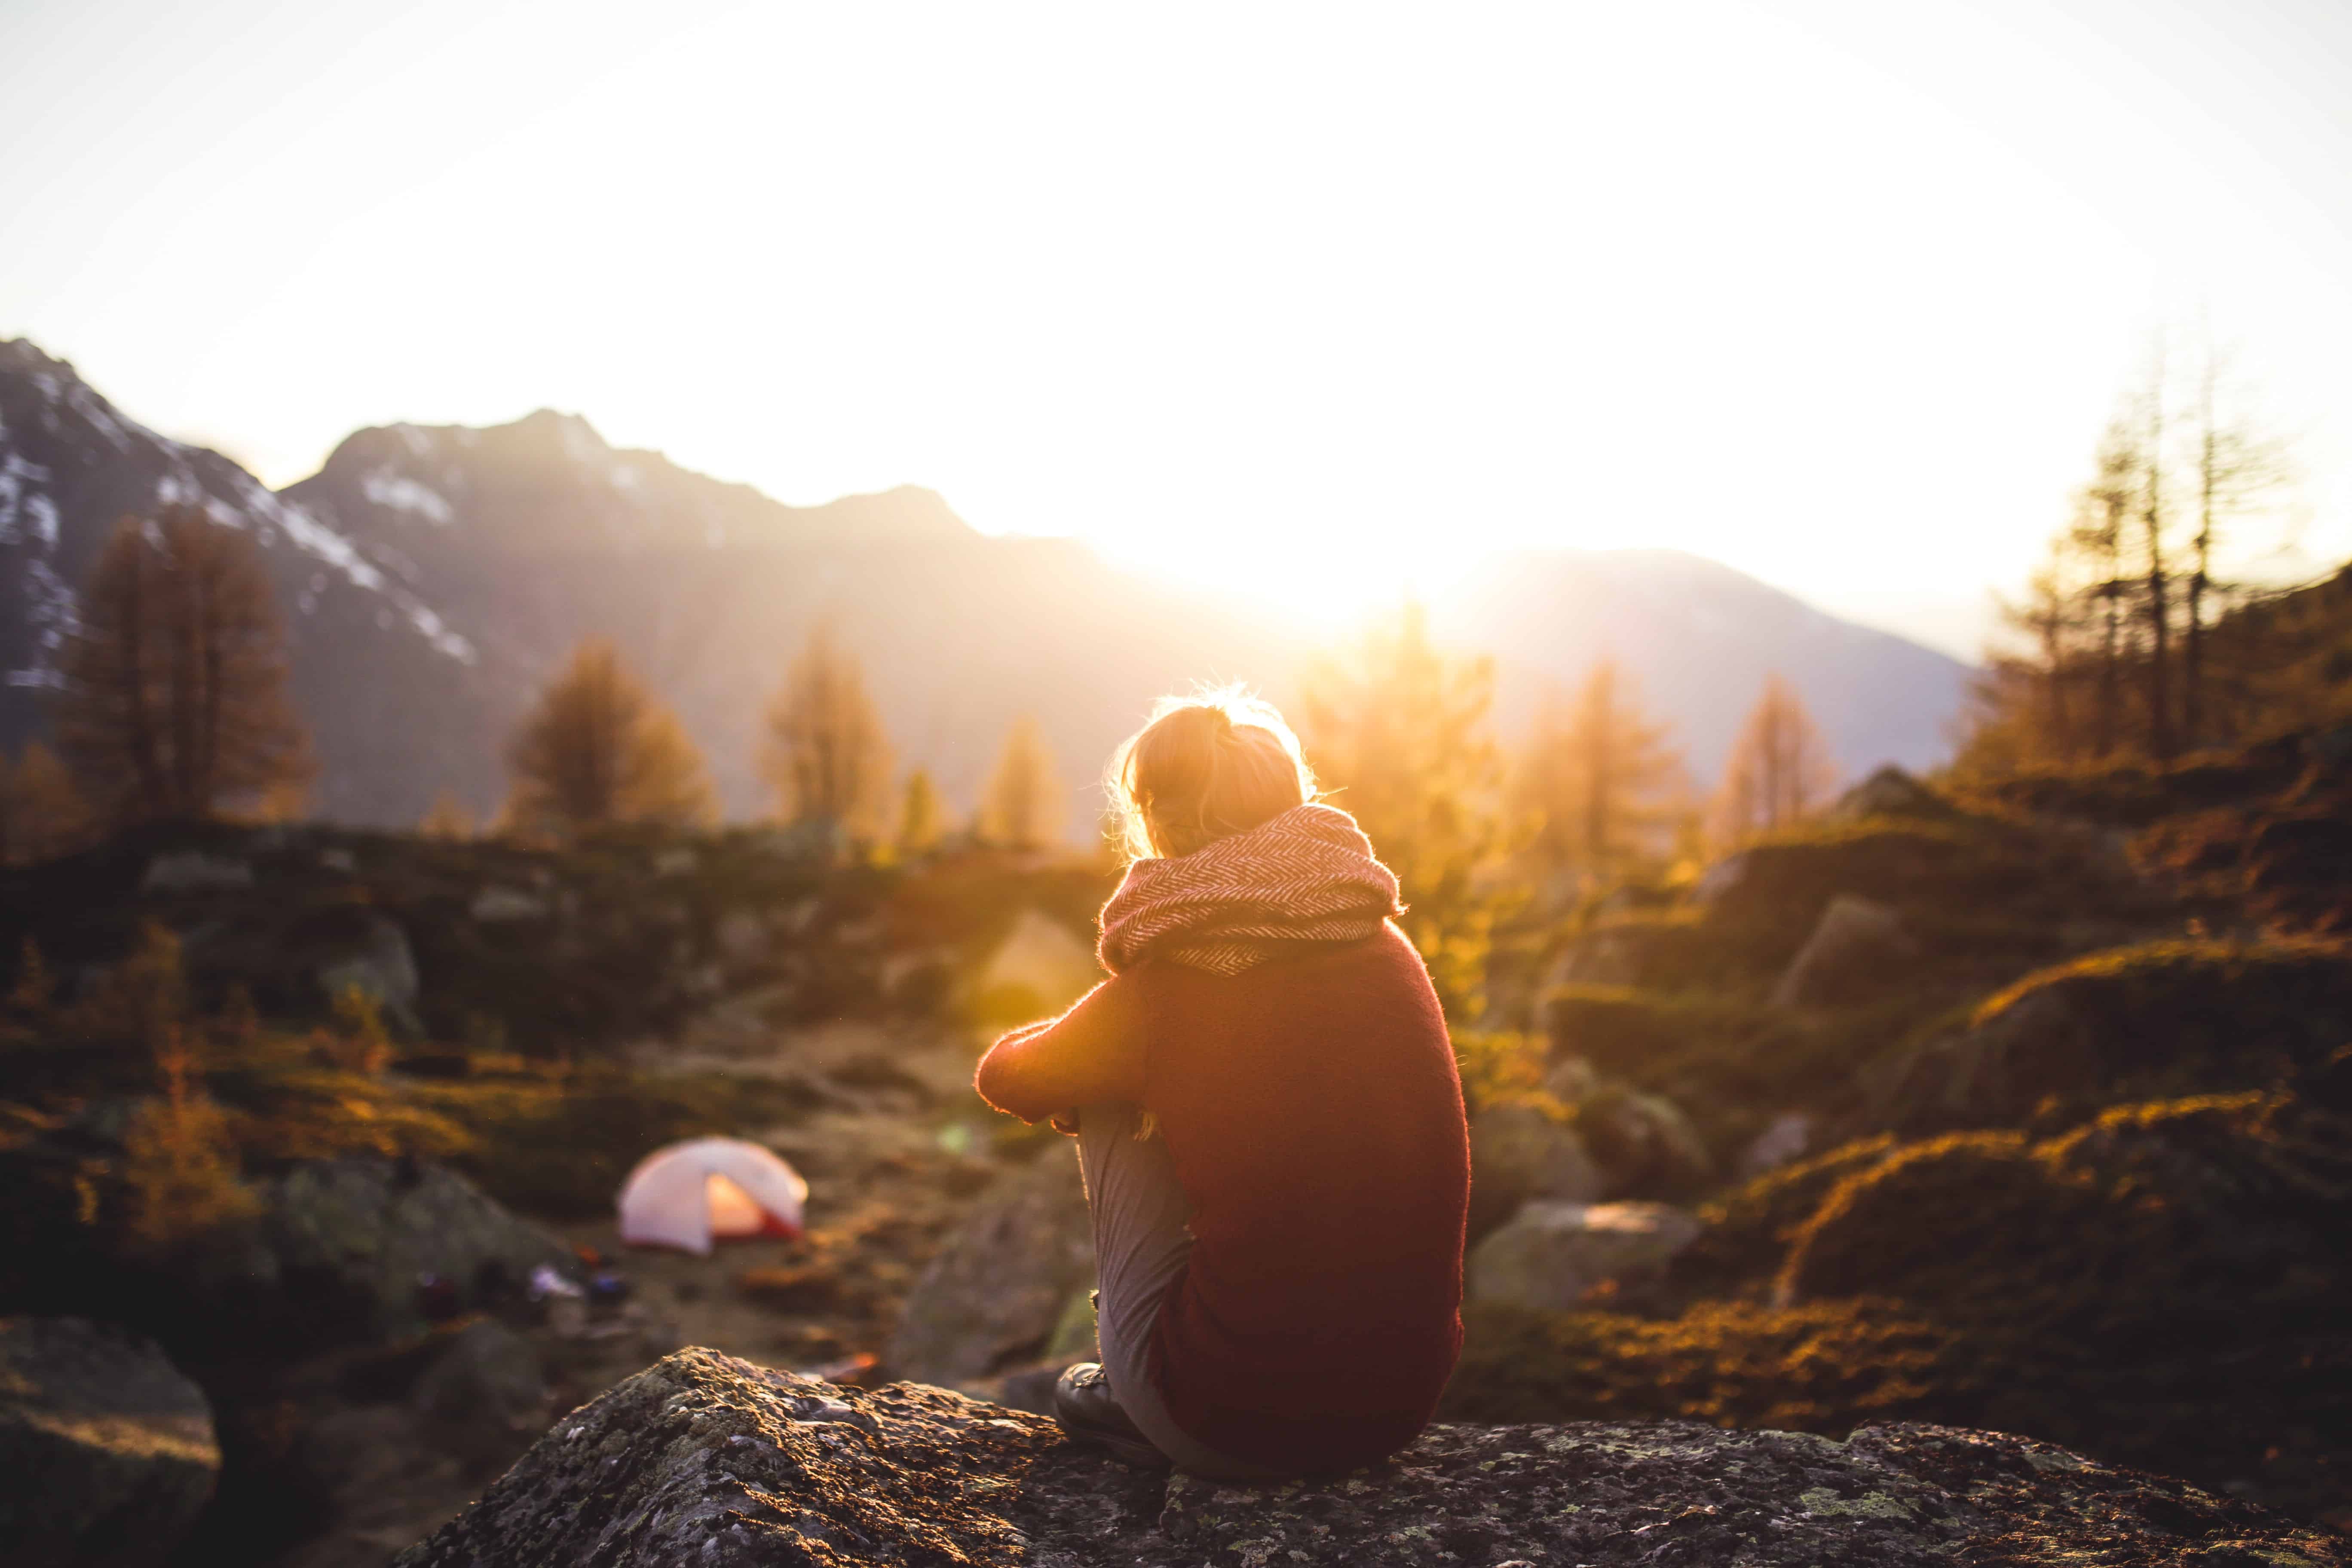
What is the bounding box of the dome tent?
[617,1137,808,1256]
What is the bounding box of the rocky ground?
[248,1021,1014,1568]
[13,744,2352,1564]
[392,1346,2352,1568]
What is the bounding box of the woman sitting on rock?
[974,690,1470,1477]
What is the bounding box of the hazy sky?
[4,0,2349,655]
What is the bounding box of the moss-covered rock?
[0,1316,220,1568]
[1668,1134,1901,1298]
[1866,939,2352,1135]
[1460,1095,2352,1521]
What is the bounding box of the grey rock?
[140,851,254,893]
[715,907,769,965]
[1834,765,1957,821]
[1737,1110,1815,1179]
[1580,1087,1715,1199]
[1693,850,1751,904]
[413,1318,549,1438]
[1544,926,1645,985]
[1467,1199,1701,1309]
[315,912,420,1018]
[0,1317,219,1568]
[217,1158,580,1344]
[469,885,549,922]
[886,1141,1094,1387]
[1467,1103,1601,1240]
[391,1348,2352,1567]
[1770,894,1917,1008]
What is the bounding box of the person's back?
[1133,925,1467,1468]
[974,690,1469,1476]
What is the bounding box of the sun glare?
[1,0,2348,651]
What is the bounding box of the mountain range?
[0,337,1972,829]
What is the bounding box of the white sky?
[3,0,2349,656]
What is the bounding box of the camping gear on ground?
[616,1136,808,1256]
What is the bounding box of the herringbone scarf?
[1097,803,1404,977]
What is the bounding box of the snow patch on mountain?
[0,453,49,544]
[9,557,76,688]
[361,469,456,525]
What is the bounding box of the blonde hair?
[1107,686,1319,862]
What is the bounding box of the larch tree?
[762,623,894,838]
[1514,660,1685,891]
[978,717,1064,851]
[418,790,476,840]
[896,766,946,856]
[1298,602,1504,1015]
[0,741,89,865]
[1711,675,1838,844]
[2182,343,2292,747]
[2134,346,2178,762]
[54,505,312,826]
[504,638,716,837]
[1952,336,2298,775]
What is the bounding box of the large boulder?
[1768,894,1916,1008]
[1576,1085,1714,1199]
[200,1158,580,1344]
[0,1317,220,1568]
[1863,939,2352,1134]
[970,908,1102,1021]
[412,1318,551,1448]
[1782,1093,2352,1339]
[1465,1102,1600,1240]
[391,1347,2351,1567]
[1833,765,1959,822]
[1467,1199,1702,1310]
[313,911,420,1018]
[885,1140,1093,1387]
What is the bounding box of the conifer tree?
[419,790,475,840]
[0,741,89,865]
[762,623,894,837]
[1299,603,1504,1014]
[1711,675,1838,844]
[1953,337,2297,774]
[896,767,945,856]
[505,638,716,837]
[54,505,312,825]
[1515,661,1684,890]
[111,924,254,1250]
[979,717,1064,850]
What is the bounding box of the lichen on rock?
[393,1347,2352,1568]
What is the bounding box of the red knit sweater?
[973,923,1469,1473]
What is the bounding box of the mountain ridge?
[1,336,1970,827]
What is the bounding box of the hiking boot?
[1052,1362,1170,1470]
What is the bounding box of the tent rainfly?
[616,1137,808,1256]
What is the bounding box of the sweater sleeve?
[973,976,1148,1124]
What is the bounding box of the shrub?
[410,1067,820,1217]
[217,1068,475,1166]
[1451,1029,1553,1117]
[1439,1299,1976,1433]
[1781,1093,2352,1348]
[1869,938,2352,1135]
[1669,1134,1899,1297]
